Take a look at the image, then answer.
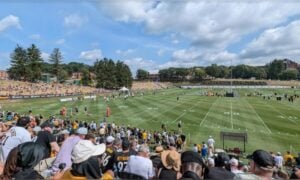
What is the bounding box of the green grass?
[1,88,300,154]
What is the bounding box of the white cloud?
[0,15,21,32]
[55,38,65,45]
[29,34,41,40]
[79,49,103,60]
[41,52,50,61]
[116,49,135,56]
[241,20,300,61]
[124,57,158,75]
[64,14,88,28]
[100,1,300,50]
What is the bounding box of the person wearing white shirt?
[274,152,283,169]
[207,135,215,152]
[1,117,31,162]
[124,144,154,179]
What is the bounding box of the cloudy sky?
[1,0,300,74]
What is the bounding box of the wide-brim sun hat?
[161,150,181,171]
[72,140,106,164]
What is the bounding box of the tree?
[81,68,92,86]
[193,67,206,81]
[279,69,298,80]
[7,45,28,80]
[205,64,220,78]
[267,59,284,79]
[27,44,43,82]
[136,69,149,80]
[49,48,63,81]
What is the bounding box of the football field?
[1,88,300,154]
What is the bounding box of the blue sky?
[1,0,300,74]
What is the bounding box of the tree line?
[7,44,133,89]
[7,44,299,88]
[136,59,299,82]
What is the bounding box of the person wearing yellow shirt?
[283,151,294,166]
[142,130,147,143]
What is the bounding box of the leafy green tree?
[193,67,206,81]
[205,64,220,78]
[49,48,63,81]
[267,59,284,79]
[136,69,149,80]
[7,45,28,80]
[279,69,298,80]
[81,68,92,86]
[27,44,44,82]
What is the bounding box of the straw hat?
[161,150,181,171]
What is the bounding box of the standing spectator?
[284,151,294,166]
[207,135,215,152]
[124,144,154,179]
[201,142,208,158]
[193,144,198,153]
[0,117,31,162]
[35,120,60,159]
[274,152,283,169]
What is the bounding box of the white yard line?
[171,112,186,123]
[244,99,272,134]
[170,99,201,123]
[262,101,299,125]
[200,97,219,127]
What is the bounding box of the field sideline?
[1,88,300,154]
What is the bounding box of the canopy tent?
[119,87,129,92]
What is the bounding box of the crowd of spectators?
[0,80,102,97]
[0,112,300,180]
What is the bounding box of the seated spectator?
[235,150,275,180]
[229,158,243,174]
[158,149,181,179]
[181,151,207,180]
[290,168,300,179]
[51,127,87,173]
[0,142,45,180]
[35,120,60,159]
[1,117,31,163]
[61,140,106,179]
[124,144,154,179]
[206,152,234,180]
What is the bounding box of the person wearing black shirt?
[35,120,60,159]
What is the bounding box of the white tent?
[119,87,129,92]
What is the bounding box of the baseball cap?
[181,151,204,166]
[76,127,88,135]
[72,140,106,164]
[106,136,115,144]
[247,150,274,170]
